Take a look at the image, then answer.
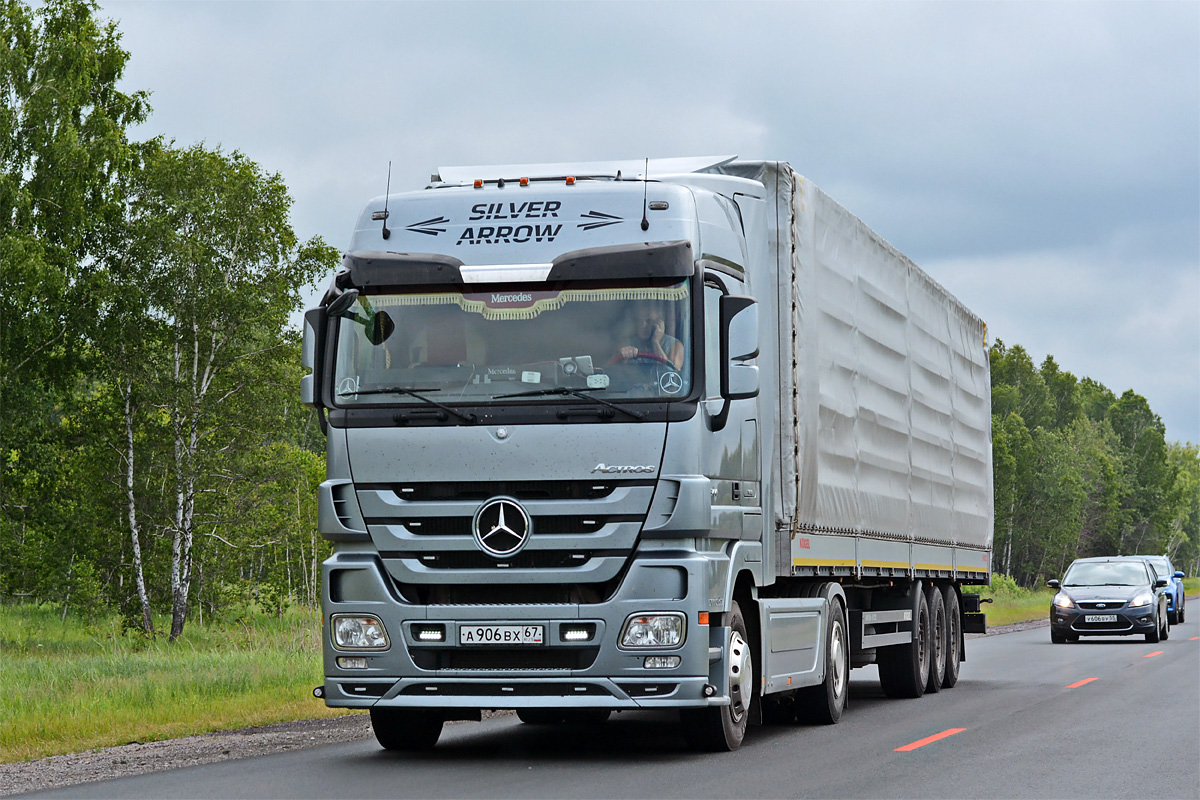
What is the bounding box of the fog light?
[412,624,445,642]
[644,656,681,669]
[561,624,595,642]
[620,613,685,648]
[331,614,389,650]
[337,657,369,669]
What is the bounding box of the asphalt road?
[31,616,1199,799]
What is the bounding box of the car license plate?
[1084,614,1118,623]
[459,625,544,645]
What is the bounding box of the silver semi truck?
[302,157,993,752]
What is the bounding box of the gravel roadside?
[0,620,1049,797]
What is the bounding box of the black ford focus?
[1048,556,1170,644]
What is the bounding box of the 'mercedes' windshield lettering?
[491,293,533,304]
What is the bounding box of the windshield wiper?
[338,386,477,424]
[492,386,645,420]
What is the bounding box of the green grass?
[0,606,355,764]
[4,578,1197,763]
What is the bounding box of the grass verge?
[0,606,353,764]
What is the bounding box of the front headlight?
[331,614,390,650]
[620,613,685,648]
[1128,593,1154,608]
[1053,592,1075,609]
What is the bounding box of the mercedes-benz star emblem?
[472,497,531,558]
[659,371,683,394]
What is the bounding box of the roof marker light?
[474,179,483,189]
[520,177,529,186]
[565,176,576,185]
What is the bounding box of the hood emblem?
[473,497,531,558]
[1096,603,1106,608]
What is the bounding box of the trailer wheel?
[681,600,752,751]
[924,586,946,695]
[878,582,930,699]
[941,586,962,688]
[796,598,848,724]
[370,708,444,751]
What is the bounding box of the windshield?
[1145,558,1169,578]
[1062,561,1149,587]
[331,279,693,406]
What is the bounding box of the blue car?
[1140,555,1186,624]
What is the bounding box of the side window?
[704,282,723,399]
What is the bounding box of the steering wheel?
[623,350,674,367]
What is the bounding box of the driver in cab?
[616,301,684,370]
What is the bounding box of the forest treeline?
[1,1,1196,640]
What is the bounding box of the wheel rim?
[830,621,847,698]
[917,607,929,678]
[932,609,945,674]
[728,629,752,722]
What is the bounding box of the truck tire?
[924,586,946,695]
[681,600,752,751]
[941,585,962,688]
[877,582,930,699]
[796,598,848,724]
[370,708,444,751]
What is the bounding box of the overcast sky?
[97,0,1200,444]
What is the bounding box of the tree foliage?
[1,1,338,640]
[989,340,1198,584]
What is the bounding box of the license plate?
[1084,614,1118,623]
[459,625,544,645]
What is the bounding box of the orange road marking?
[1066,678,1097,688]
[895,728,967,752]
[1145,651,1163,657]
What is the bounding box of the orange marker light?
[473,179,483,189]
[565,176,576,185]
[697,611,709,626]
[520,177,529,186]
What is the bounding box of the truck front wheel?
[370,707,444,751]
[796,598,848,724]
[681,600,752,751]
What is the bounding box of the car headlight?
[331,614,390,650]
[620,613,685,648]
[1053,592,1075,609]
[1128,593,1154,608]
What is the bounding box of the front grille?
[374,480,652,502]
[1074,618,1131,631]
[410,647,599,671]
[399,582,614,606]
[401,551,599,570]
[1078,602,1126,610]
[391,515,634,536]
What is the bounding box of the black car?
[1048,556,1170,643]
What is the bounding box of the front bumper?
[319,551,728,711]
[1049,606,1157,636]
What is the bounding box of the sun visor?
[547,240,695,282]
[342,251,465,288]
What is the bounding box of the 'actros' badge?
[472,497,531,558]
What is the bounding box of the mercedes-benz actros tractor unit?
[302,156,993,752]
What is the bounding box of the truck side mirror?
[720,295,759,401]
[301,308,327,410]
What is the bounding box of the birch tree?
[130,141,333,640]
